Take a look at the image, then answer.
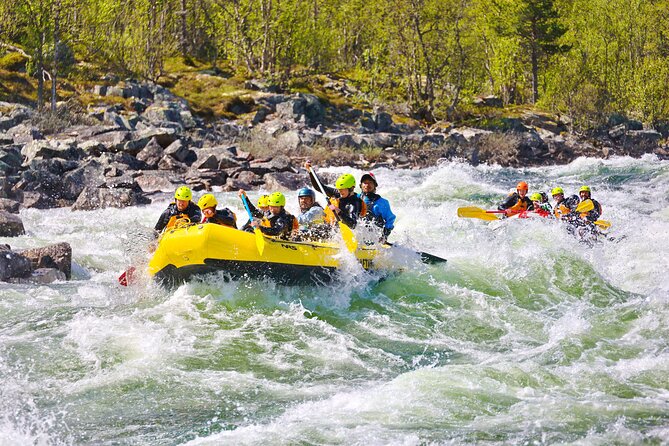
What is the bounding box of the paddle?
[456,206,502,221]
[307,165,358,253]
[118,266,136,286]
[575,199,594,213]
[383,242,447,264]
[594,219,612,229]
[241,194,265,256]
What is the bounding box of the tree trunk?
[51,4,59,113]
[531,44,539,104]
[179,0,188,56]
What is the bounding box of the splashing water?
[1,155,668,445]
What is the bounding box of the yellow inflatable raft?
[148,223,379,285]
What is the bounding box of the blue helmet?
[297,187,316,199]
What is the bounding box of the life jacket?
[508,193,531,212]
[554,195,579,219]
[259,208,298,237]
[324,197,367,225]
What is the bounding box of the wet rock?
[0,198,20,213]
[27,268,67,284]
[0,250,32,281]
[19,242,72,279]
[0,211,25,236]
[248,155,294,175]
[72,186,151,212]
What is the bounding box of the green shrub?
[0,52,28,71]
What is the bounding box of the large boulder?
[0,249,32,281]
[19,242,72,280]
[72,186,151,212]
[262,171,304,191]
[135,171,176,193]
[0,211,25,236]
[0,198,20,213]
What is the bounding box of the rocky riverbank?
[1,78,668,282]
[2,79,667,218]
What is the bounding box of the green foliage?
[0,0,669,127]
[0,52,28,71]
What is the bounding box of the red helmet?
[360,172,378,187]
[516,181,528,191]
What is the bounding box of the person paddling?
[251,192,298,240]
[551,187,580,222]
[197,193,237,228]
[577,185,603,223]
[304,161,365,229]
[498,181,533,216]
[239,191,270,232]
[154,186,202,233]
[359,172,396,243]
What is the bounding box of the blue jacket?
[362,192,396,236]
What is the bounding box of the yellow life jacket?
[323,197,367,224]
[554,203,572,219]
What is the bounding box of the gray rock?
[158,155,187,171]
[0,198,20,213]
[136,137,164,169]
[72,186,151,212]
[373,112,394,133]
[262,172,304,191]
[249,155,294,175]
[26,268,67,284]
[0,211,25,236]
[164,139,194,163]
[135,171,176,193]
[323,132,358,148]
[19,242,72,279]
[0,250,32,281]
[6,124,43,144]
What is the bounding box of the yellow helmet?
[257,194,270,208]
[197,193,217,210]
[174,186,192,201]
[579,185,591,193]
[551,187,564,196]
[335,173,356,189]
[530,192,543,201]
[267,192,286,207]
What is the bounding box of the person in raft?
[251,192,298,240]
[239,192,270,232]
[529,192,553,217]
[197,193,237,228]
[304,161,365,229]
[497,181,533,216]
[577,185,603,223]
[295,187,329,240]
[154,186,202,233]
[551,186,581,224]
[359,172,396,243]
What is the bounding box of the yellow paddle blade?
[456,206,500,221]
[594,219,612,229]
[338,221,358,253]
[254,228,265,256]
[576,199,594,213]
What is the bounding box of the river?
[1,155,668,445]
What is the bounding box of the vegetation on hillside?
[1,0,668,129]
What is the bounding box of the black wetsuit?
[308,171,364,229]
[241,201,270,232]
[258,209,297,239]
[154,202,201,232]
[204,208,237,228]
[498,192,534,212]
